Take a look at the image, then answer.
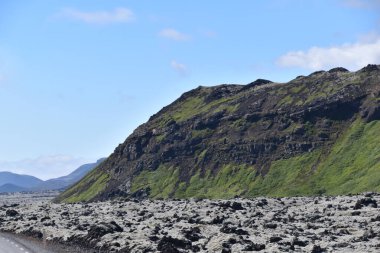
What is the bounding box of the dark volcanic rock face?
[56,65,380,202]
[2,193,380,252]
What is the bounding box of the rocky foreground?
[0,193,380,252]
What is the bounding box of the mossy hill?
[56,64,380,203]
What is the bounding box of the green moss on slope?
[57,168,110,203]
[248,118,380,196]
[130,119,380,199]
[170,93,239,122]
[311,119,380,194]
[175,164,256,198]
[131,165,179,198]
[172,96,204,122]
[248,150,322,197]
[131,164,256,199]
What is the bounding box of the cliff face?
[56,65,380,203]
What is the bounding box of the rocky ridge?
[57,65,380,202]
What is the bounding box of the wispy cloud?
[0,155,90,180]
[276,36,380,71]
[58,7,135,24]
[171,60,187,75]
[159,28,191,41]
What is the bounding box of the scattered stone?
[5,209,19,217]
[157,236,191,252]
[0,192,380,252]
[231,202,244,210]
[292,237,308,247]
[40,216,50,222]
[354,198,378,209]
[311,245,326,253]
[264,223,277,229]
[220,225,248,235]
[87,221,123,239]
[182,226,202,242]
[221,248,231,253]
[22,228,43,239]
[243,241,265,251]
[269,236,283,243]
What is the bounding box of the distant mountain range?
[0,158,105,193]
[0,172,43,190]
[0,183,29,193]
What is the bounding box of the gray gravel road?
[0,233,53,253]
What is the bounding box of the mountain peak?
[359,64,380,73]
[328,67,349,73]
[241,79,273,91]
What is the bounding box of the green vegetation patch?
[172,96,204,122]
[175,164,256,199]
[130,163,256,199]
[130,118,380,198]
[277,95,294,107]
[249,118,380,197]
[170,93,239,122]
[67,119,380,202]
[131,165,179,198]
[248,150,322,197]
[192,129,213,138]
[58,168,110,203]
[290,85,304,93]
[305,91,328,103]
[155,133,166,142]
[311,119,380,194]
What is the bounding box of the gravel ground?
[0,191,58,205]
[0,192,380,252]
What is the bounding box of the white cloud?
[159,28,191,41]
[171,60,187,75]
[0,155,91,180]
[276,37,380,71]
[59,7,134,24]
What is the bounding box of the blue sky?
[0,0,379,179]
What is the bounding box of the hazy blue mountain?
[0,158,105,193]
[0,172,43,189]
[0,183,28,193]
[33,158,105,191]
